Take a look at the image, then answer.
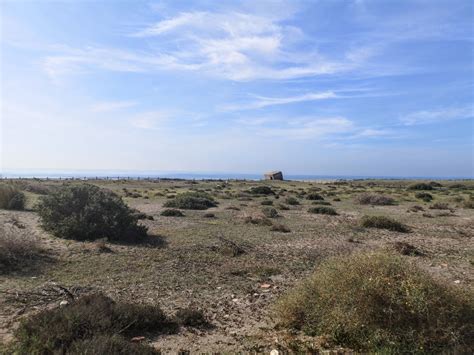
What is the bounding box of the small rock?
[454,280,461,284]
[131,336,146,342]
[59,300,69,307]
[260,283,271,289]
[270,350,280,355]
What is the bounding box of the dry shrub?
[164,191,217,210]
[429,202,451,210]
[308,206,337,215]
[0,225,43,274]
[360,215,409,232]
[13,293,177,354]
[175,308,208,327]
[160,208,185,217]
[355,193,395,205]
[262,207,279,218]
[391,241,424,256]
[275,251,473,352]
[306,193,324,201]
[415,192,433,202]
[68,335,159,354]
[270,223,291,233]
[408,183,433,191]
[244,214,273,226]
[407,205,424,212]
[285,197,299,205]
[0,184,26,210]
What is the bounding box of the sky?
[1,0,473,178]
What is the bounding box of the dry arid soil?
[1,178,473,352]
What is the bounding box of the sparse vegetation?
[36,184,147,242]
[429,202,450,210]
[276,251,473,352]
[361,215,409,232]
[248,186,274,195]
[270,223,291,233]
[306,193,324,201]
[175,308,208,327]
[260,199,273,205]
[355,193,394,205]
[308,206,337,215]
[285,197,299,205]
[164,191,217,210]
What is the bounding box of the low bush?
[285,197,299,205]
[13,293,177,354]
[463,196,474,209]
[175,308,208,327]
[0,184,26,210]
[0,225,43,274]
[164,191,217,210]
[408,183,433,191]
[415,192,433,202]
[262,207,279,218]
[360,215,409,232]
[355,193,394,205]
[278,204,290,210]
[276,251,473,352]
[203,212,215,218]
[37,184,147,242]
[392,241,424,256]
[244,215,273,226]
[407,205,424,212]
[270,223,291,233]
[308,206,337,215]
[429,202,450,210]
[311,200,331,206]
[306,193,324,201]
[248,186,275,195]
[160,209,185,217]
[260,199,273,206]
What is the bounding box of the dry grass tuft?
[275,251,473,352]
[360,215,409,232]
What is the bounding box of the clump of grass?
[463,196,474,209]
[0,226,43,274]
[160,209,185,217]
[37,184,147,242]
[270,223,291,233]
[260,199,273,206]
[415,192,433,202]
[308,206,337,215]
[203,212,215,218]
[285,197,299,205]
[262,207,279,218]
[248,186,275,195]
[360,215,409,232]
[13,293,178,354]
[175,308,208,327]
[0,184,26,210]
[408,183,433,191]
[407,205,424,212]
[244,215,273,226]
[392,241,424,256]
[278,204,290,210]
[355,193,394,205]
[275,251,473,352]
[306,193,324,201]
[164,191,217,210]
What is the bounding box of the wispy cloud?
[129,111,171,129]
[401,107,474,125]
[91,100,137,112]
[221,91,337,111]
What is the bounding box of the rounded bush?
[262,207,279,218]
[361,215,409,232]
[415,192,433,202]
[408,183,433,191]
[248,186,275,195]
[306,193,324,201]
[163,192,217,210]
[276,251,473,352]
[160,209,185,217]
[285,197,299,205]
[0,184,26,210]
[308,206,337,215]
[36,184,147,241]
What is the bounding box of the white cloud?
[43,9,373,81]
[401,107,474,125]
[91,100,137,112]
[130,111,171,129]
[221,91,337,111]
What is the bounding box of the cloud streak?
[401,107,474,125]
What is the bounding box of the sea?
[1,170,471,181]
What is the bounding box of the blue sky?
[1,0,473,177]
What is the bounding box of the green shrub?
[0,184,25,210]
[262,207,279,218]
[36,184,147,242]
[248,186,275,195]
[285,197,299,205]
[260,199,273,206]
[311,200,331,206]
[306,193,324,201]
[308,206,337,215]
[160,209,185,217]
[415,192,433,202]
[276,251,473,352]
[355,193,394,205]
[361,215,409,232]
[14,293,177,354]
[408,183,433,191]
[164,191,217,210]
